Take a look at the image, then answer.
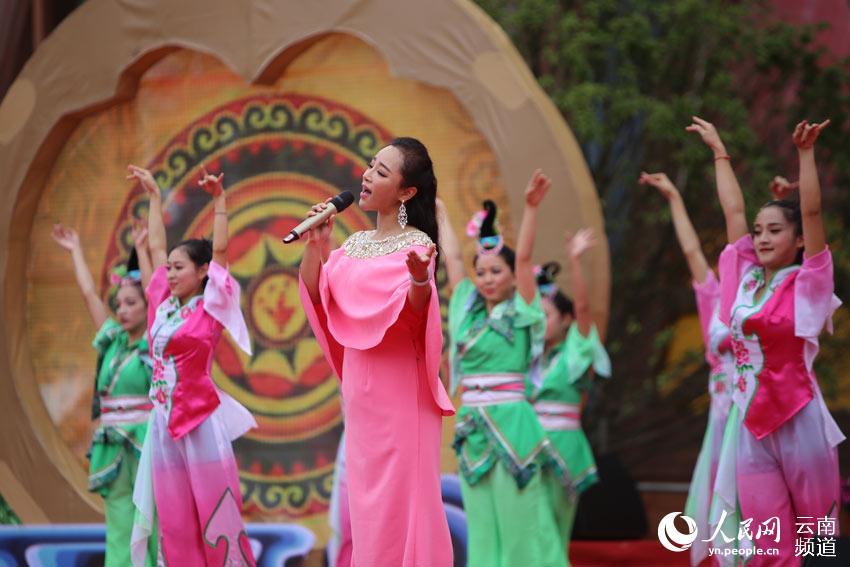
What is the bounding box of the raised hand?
[126,165,160,197]
[198,166,225,197]
[130,217,149,248]
[524,169,551,207]
[792,119,830,151]
[638,171,679,200]
[686,116,727,156]
[407,244,436,282]
[769,176,799,201]
[51,223,80,251]
[567,228,596,259]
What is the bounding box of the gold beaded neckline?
[343,229,433,259]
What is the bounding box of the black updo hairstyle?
[389,137,440,253]
[170,238,213,288]
[759,199,804,265]
[536,261,575,318]
[108,248,146,310]
[473,200,516,271]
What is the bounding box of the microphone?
[282,191,355,243]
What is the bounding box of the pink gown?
[132,261,257,566]
[717,235,843,565]
[299,230,455,567]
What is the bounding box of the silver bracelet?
[409,268,432,287]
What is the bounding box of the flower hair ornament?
[534,261,561,299]
[468,200,504,256]
[109,265,142,288]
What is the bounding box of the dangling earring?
[397,199,408,229]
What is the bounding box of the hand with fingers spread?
[686,116,727,157]
[792,119,830,151]
[525,169,552,207]
[197,166,225,197]
[638,171,679,200]
[567,228,596,260]
[407,244,437,284]
[769,176,798,201]
[126,165,160,198]
[51,223,81,251]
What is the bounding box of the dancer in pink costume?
[639,171,735,566]
[129,165,257,566]
[300,137,454,567]
[689,116,843,565]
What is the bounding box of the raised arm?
[639,171,709,283]
[128,165,167,269]
[131,219,153,288]
[516,169,551,304]
[686,116,749,243]
[435,197,464,293]
[565,228,596,337]
[51,224,109,328]
[407,244,438,312]
[792,119,829,257]
[197,168,228,266]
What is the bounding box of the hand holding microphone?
[282,191,354,244]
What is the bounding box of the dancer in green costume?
[439,170,566,567]
[52,222,155,567]
[531,230,611,564]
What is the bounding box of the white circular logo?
[657,512,698,552]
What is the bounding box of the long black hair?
[759,199,804,265]
[473,200,516,271]
[390,137,440,252]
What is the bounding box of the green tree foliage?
[475,0,850,479]
[0,493,20,525]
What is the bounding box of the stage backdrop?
[0,0,607,547]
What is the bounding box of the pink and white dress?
[299,229,454,567]
[132,261,257,566]
[713,235,843,565]
[685,269,735,566]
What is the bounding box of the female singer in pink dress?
[299,137,455,567]
[689,116,843,565]
[128,165,257,566]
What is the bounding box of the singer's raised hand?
[407,244,436,283]
[406,243,437,312]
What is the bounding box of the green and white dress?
[89,319,154,567]
[449,278,565,567]
[530,323,611,553]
